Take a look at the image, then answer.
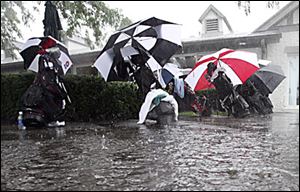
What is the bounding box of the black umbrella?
[43,1,63,41]
[249,64,286,95]
[19,36,73,75]
[92,17,182,81]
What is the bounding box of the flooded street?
[1,111,299,191]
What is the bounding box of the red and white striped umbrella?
[185,48,260,91]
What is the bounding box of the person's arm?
[210,68,220,82]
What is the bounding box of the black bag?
[20,54,69,127]
[21,84,44,108]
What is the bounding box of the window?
[206,19,219,32]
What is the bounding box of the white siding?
[202,11,219,34]
[277,18,288,26]
[67,40,91,54]
[267,31,299,111]
[293,8,299,24]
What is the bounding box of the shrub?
[1,73,34,123]
[1,73,142,124]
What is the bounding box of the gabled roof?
[253,1,299,32]
[198,4,233,32]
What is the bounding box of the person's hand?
[205,74,209,80]
[205,74,212,82]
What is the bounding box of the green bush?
[196,89,217,97]
[1,73,34,123]
[1,73,142,124]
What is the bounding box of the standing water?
[1,112,299,191]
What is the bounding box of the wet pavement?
[1,111,299,191]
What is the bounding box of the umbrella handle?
[217,59,221,68]
[56,75,71,104]
[61,82,71,103]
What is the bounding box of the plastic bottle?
[17,111,26,130]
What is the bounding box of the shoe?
[47,121,65,127]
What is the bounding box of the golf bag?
[175,84,212,117]
[20,52,69,127]
[212,71,250,118]
[236,80,273,115]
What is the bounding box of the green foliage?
[196,89,217,97]
[1,1,35,59]
[100,81,142,121]
[1,73,35,123]
[54,1,132,49]
[1,74,142,123]
[179,111,198,117]
[237,1,280,15]
[118,17,133,30]
[1,1,132,57]
[63,74,108,122]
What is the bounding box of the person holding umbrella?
[206,62,233,100]
[205,62,250,118]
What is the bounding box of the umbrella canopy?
[43,1,63,41]
[157,63,183,88]
[19,36,73,75]
[92,17,182,81]
[258,59,271,67]
[185,48,260,91]
[249,64,286,95]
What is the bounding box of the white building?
[253,1,299,110]
[176,2,299,111]
[198,4,233,38]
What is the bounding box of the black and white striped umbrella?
[93,17,182,81]
[19,36,73,75]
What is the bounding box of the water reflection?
[1,112,299,191]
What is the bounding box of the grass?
[212,111,228,116]
[179,111,198,117]
[179,110,228,117]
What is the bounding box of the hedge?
[1,73,219,124]
[1,73,143,124]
